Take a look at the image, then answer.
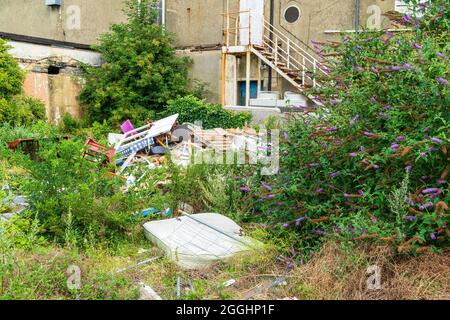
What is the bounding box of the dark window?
[48,66,60,75]
[284,6,300,24]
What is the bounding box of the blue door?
[239,81,261,106]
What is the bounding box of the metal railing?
[261,18,328,88]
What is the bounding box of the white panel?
[239,0,264,46]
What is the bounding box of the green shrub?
[0,95,45,126]
[0,39,45,126]
[239,0,449,258]
[166,95,251,129]
[80,0,192,126]
[0,39,23,98]
[22,139,142,245]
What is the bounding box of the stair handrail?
[263,18,328,76]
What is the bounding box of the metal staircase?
[221,1,329,106]
[253,18,329,92]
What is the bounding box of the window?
[283,5,301,24]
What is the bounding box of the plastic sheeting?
[143,213,259,269]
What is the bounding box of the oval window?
[284,5,301,24]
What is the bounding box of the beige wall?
[0,0,126,45]
[166,0,225,47]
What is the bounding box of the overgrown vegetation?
[0,0,448,300]
[0,39,45,125]
[238,0,449,257]
[166,95,251,129]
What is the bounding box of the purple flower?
[430,233,436,240]
[428,147,438,152]
[403,216,417,221]
[315,188,324,194]
[384,105,392,110]
[437,77,449,86]
[361,228,368,235]
[283,223,290,228]
[436,52,446,59]
[413,43,422,50]
[262,183,272,191]
[405,165,413,173]
[358,190,365,196]
[349,152,358,157]
[391,143,400,151]
[403,63,413,70]
[421,176,430,180]
[305,163,320,167]
[431,137,443,145]
[391,66,402,71]
[343,193,350,198]
[436,179,446,185]
[419,153,427,158]
[296,217,306,227]
[350,114,360,125]
[283,131,289,140]
[313,230,326,236]
[240,187,251,192]
[396,136,406,142]
[330,172,339,178]
[267,194,276,199]
[326,127,338,132]
[371,66,379,73]
[419,202,434,210]
[422,188,441,194]
[403,14,412,23]
[321,143,328,148]
[423,127,430,133]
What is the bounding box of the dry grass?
[276,242,450,300]
[4,241,449,300]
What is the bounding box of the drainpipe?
[268,0,274,91]
[355,0,360,34]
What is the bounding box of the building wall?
[1,0,403,115]
[0,0,126,45]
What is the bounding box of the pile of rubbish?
[83,114,265,182]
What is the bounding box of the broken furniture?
[7,138,40,160]
[143,212,260,269]
[83,138,116,168]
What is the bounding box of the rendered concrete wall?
[0,0,126,45]
[166,0,224,47]
[177,49,223,103]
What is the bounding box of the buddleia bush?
[242,0,449,258]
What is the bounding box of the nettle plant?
[240,0,449,258]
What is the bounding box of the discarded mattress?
[143,213,259,269]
